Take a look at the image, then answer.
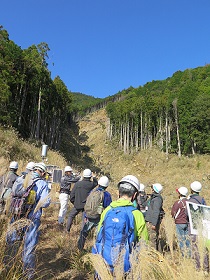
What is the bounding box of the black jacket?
[70,177,98,210]
[60,174,81,194]
[145,192,164,226]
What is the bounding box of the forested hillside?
[0,26,100,162]
[106,67,210,156]
[1,25,210,161]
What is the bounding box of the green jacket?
[97,198,149,242]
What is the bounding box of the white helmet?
[9,161,18,169]
[152,183,163,194]
[139,183,145,192]
[118,175,140,192]
[34,162,47,172]
[64,166,73,172]
[26,161,35,171]
[177,186,188,196]
[83,168,92,178]
[98,176,109,188]
[190,181,202,192]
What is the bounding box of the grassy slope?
[1,109,210,279]
[79,108,210,210]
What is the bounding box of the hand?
[151,225,156,230]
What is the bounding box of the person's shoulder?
[35,178,48,186]
[132,208,145,219]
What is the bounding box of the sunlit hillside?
[1,108,210,279]
[79,108,210,210]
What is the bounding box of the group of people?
[0,160,209,279]
[171,181,209,273]
[0,161,51,280]
[58,165,210,277]
[57,166,165,276]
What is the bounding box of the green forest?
[106,68,210,156]
[1,25,210,158]
[0,26,100,161]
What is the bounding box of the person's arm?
[70,175,81,183]
[36,181,51,208]
[171,201,179,217]
[97,205,111,232]
[150,197,162,227]
[103,192,112,208]
[133,210,149,242]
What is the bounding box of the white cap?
[34,162,47,172]
[9,161,18,169]
[64,166,73,172]
[152,183,163,194]
[83,169,92,178]
[177,186,188,196]
[98,176,109,187]
[139,183,145,192]
[26,162,35,171]
[118,175,140,192]
[190,181,202,193]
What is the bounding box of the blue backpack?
[92,205,136,274]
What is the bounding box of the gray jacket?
[145,193,164,226]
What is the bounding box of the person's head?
[26,161,35,173]
[176,186,188,197]
[83,168,92,179]
[152,183,163,194]
[118,175,140,201]
[33,162,47,178]
[139,183,146,194]
[98,176,109,189]
[64,166,73,175]
[190,181,202,194]
[9,161,18,172]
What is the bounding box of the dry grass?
[1,109,210,279]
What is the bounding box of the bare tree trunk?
[119,123,123,149]
[135,123,139,152]
[35,86,42,140]
[165,111,169,158]
[172,99,181,157]
[140,111,143,150]
[123,123,127,154]
[17,83,25,127]
[126,120,130,153]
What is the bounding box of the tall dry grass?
[85,216,210,280]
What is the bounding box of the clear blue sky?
[2,1,210,98]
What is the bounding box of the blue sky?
[2,1,210,98]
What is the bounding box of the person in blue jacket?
[22,162,51,279]
[77,176,112,251]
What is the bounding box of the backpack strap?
[191,196,205,205]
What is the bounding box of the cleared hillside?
[79,108,210,210]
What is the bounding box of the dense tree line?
[0,26,75,149]
[1,26,210,158]
[106,67,210,156]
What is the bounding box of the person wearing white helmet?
[58,166,81,227]
[145,183,164,252]
[22,162,51,279]
[78,175,112,251]
[136,183,148,216]
[66,168,98,233]
[171,186,190,256]
[187,181,209,273]
[92,175,148,277]
[12,161,35,198]
[0,161,19,214]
